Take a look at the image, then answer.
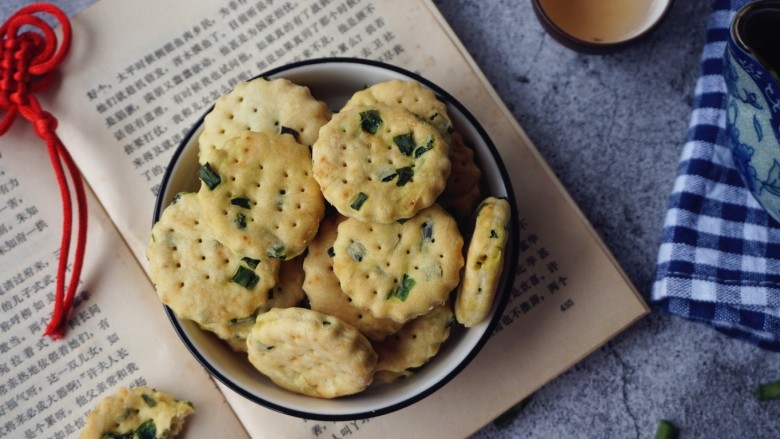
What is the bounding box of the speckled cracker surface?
[373,302,454,383]
[247,307,377,398]
[197,131,325,261]
[210,256,306,352]
[303,215,402,341]
[332,204,464,323]
[198,76,330,164]
[342,79,452,137]
[147,193,280,340]
[312,104,451,223]
[80,386,193,439]
[455,197,511,327]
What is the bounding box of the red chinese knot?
[0,3,87,339]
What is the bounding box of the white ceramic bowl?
[153,58,518,420]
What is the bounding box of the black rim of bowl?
[152,57,520,421]
[530,0,675,54]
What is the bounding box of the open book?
[0,0,648,437]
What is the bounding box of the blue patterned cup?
[724,0,780,223]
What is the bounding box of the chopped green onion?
[422,221,433,242]
[280,126,300,141]
[254,342,274,351]
[197,163,221,190]
[388,274,415,301]
[231,265,259,289]
[141,394,156,408]
[396,166,414,186]
[348,241,366,262]
[490,229,498,238]
[351,192,368,210]
[322,319,332,326]
[381,172,397,182]
[231,197,251,209]
[393,133,415,156]
[360,110,382,134]
[756,379,780,400]
[654,420,678,439]
[172,192,184,204]
[267,244,286,260]
[242,257,260,269]
[413,139,433,158]
[135,420,156,439]
[235,213,247,229]
[327,246,335,258]
[493,399,529,430]
[229,314,256,326]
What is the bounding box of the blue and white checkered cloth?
[652,0,780,352]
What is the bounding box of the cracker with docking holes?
[342,79,453,138]
[442,132,482,196]
[439,184,482,224]
[198,76,331,164]
[312,104,451,223]
[147,192,280,340]
[80,386,193,439]
[247,307,377,398]
[216,255,307,353]
[455,197,512,327]
[332,204,464,324]
[303,215,402,341]
[439,132,483,222]
[373,302,454,383]
[197,131,325,261]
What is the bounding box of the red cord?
[0,4,87,339]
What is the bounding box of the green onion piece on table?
[653,419,679,439]
[756,379,780,401]
[492,399,529,430]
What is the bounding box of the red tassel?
[0,3,87,339]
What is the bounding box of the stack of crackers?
[147,77,511,399]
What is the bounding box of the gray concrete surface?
[3,0,779,438]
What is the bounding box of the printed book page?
[0,126,249,438]
[1,0,652,437]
